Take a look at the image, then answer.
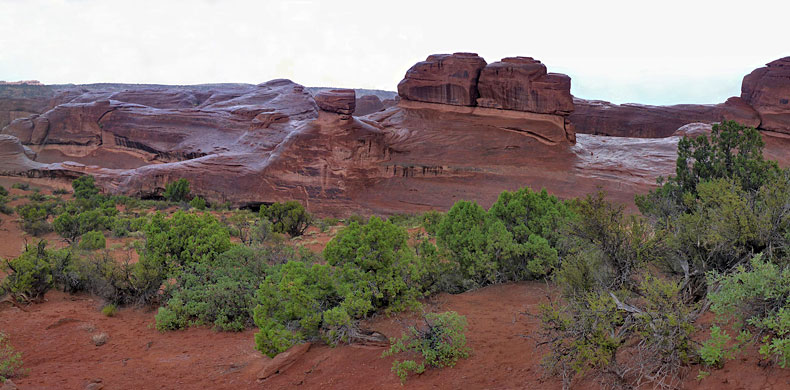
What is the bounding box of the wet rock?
[476,57,573,115]
[398,53,487,106]
[314,89,355,118]
[742,57,790,133]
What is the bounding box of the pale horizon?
[1,0,787,105]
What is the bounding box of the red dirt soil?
[2,180,790,389]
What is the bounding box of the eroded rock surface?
[742,57,790,134]
[397,53,487,106]
[570,97,760,138]
[3,55,790,216]
[477,57,573,115]
[314,89,355,118]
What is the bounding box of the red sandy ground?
[1,178,789,389]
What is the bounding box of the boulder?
[257,342,311,380]
[742,57,790,133]
[355,95,385,116]
[477,57,574,115]
[673,122,712,137]
[397,53,487,106]
[314,89,356,118]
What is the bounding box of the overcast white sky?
[0,0,787,105]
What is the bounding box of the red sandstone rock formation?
[355,95,385,116]
[314,89,355,119]
[2,55,790,216]
[570,96,760,138]
[397,53,487,106]
[742,57,790,134]
[477,57,573,115]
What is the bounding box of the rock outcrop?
[397,53,487,106]
[570,97,761,138]
[742,57,790,134]
[3,55,790,216]
[355,95,385,116]
[476,57,573,115]
[314,89,355,118]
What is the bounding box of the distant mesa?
[0,80,43,86]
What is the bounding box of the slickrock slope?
[2,55,790,216]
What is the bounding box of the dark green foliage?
[637,121,778,221]
[435,190,569,290]
[16,203,52,236]
[0,188,12,215]
[189,196,206,210]
[421,210,443,235]
[489,187,573,249]
[0,241,71,302]
[260,201,312,237]
[436,201,494,286]
[11,183,29,191]
[53,204,117,243]
[383,311,471,383]
[324,216,428,312]
[52,188,69,195]
[253,260,344,356]
[78,230,106,250]
[163,178,190,202]
[254,217,432,357]
[141,211,232,274]
[72,176,99,199]
[155,245,275,332]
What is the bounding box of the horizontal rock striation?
[570,96,761,138]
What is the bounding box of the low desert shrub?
[382,311,471,383]
[706,254,790,368]
[189,196,206,210]
[78,230,106,250]
[16,203,52,236]
[163,178,191,203]
[0,332,23,381]
[260,201,312,237]
[0,241,71,302]
[155,245,276,332]
[11,183,29,191]
[101,304,118,317]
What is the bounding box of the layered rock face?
[314,89,356,118]
[742,57,790,134]
[476,57,574,115]
[3,55,790,216]
[397,53,487,106]
[397,54,576,145]
[570,97,761,138]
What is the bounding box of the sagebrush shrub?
[382,311,471,383]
